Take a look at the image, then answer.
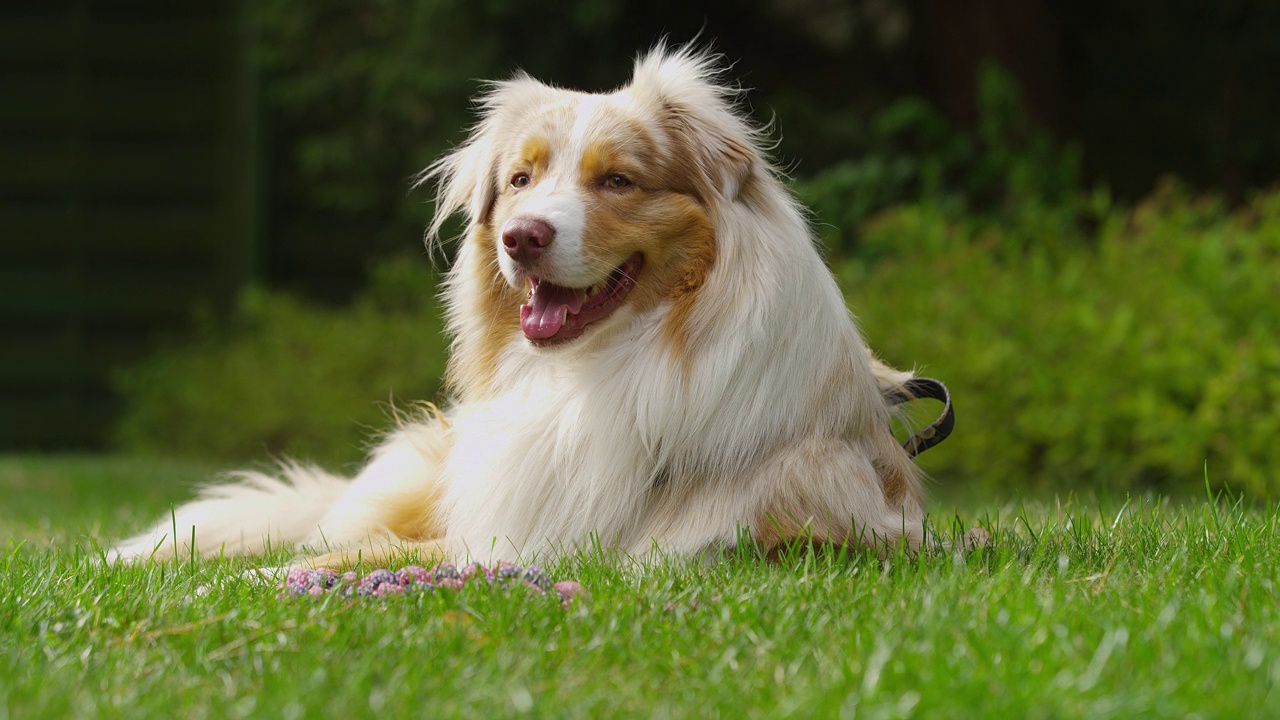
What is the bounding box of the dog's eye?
[603,174,631,190]
[510,173,531,189]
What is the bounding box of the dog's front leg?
[294,419,452,569]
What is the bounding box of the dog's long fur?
[110,46,927,567]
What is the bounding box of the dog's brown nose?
[502,218,555,265]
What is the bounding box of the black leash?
[884,377,955,457]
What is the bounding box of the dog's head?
[424,46,763,352]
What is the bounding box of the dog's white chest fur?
[443,374,644,559]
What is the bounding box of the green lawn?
[2,456,1277,718]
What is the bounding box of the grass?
[2,456,1278,718]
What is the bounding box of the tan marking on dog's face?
[498,103,577,199]
[517,136,551,178]
[500,135,552,198]
[574,133,716,337]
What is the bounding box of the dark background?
[3,0,1279,452]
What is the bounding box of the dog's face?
[488,95,716,348]
[490,95,715,347]
[428,49,760,355]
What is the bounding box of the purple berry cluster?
[279,562,587,606]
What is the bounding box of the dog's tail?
[106,461,350,563]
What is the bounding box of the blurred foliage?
[113,257,447,467]
[846,181,1280,497]
[253,0,498,243]
[798,63,1082,255]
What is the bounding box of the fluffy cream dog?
[111,46,934,568]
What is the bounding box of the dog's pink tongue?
[520,282,584,340]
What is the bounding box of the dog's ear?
[628,45,760,204]
[419,74,555,248]
[420,137,496,250]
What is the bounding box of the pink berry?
[553,581,588,603]
[397,566,431,586]
[372,583,405,597]
[432,563,461,583]
[286,567,315,586]
[495,563,522,583]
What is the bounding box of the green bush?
[847,181,1280,497]
[797,63,1082,257]
[113,256,447,468]
[252,0,510,246]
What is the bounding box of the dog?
[110,46,935,569]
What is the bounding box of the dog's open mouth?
[520,253,644,346]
